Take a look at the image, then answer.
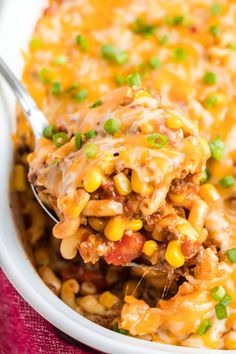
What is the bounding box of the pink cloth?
[0,269,101,354]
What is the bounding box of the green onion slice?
[149,56,161,69]
[127,73,142,87]
[147,133,168,149]
[43,125,57,139]
[38,68,51,84]
[210,286,226,301]
[89,99,102,109]
[200,169,211,184]
[84,129,97,140]
[172,47,187,61]
[51,82,62,96]
[84,143,97,159]
[203,71,217,85]
[75,132,82,149]
[219,176,235,188]
[226,248,236,263]
[115,74,126,86]
[74,89,88,102]
[131,18,156,36]
[52,132,69,148]
[101,44,129,65]
[53,55,67,65]
[76,35,89,52]
[209,136,224,161]
[197,319,212,336]
[104,118,120,135]
[215,303,228,320]
[112,322,129,335]
[220,294,232,307]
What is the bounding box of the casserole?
[0,0,235,353]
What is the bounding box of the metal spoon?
[0,56,59,223]
[0,57,175,273]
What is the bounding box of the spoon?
[0,56,59,223]
[0,56,176,274]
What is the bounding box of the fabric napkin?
[0,269,101,354]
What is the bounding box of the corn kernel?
[199,137,211,157]
[104,216,125,241]
[88,217,107,231]
[102,153,114,174]
[99,291,119,308]
[134,90,151,100]
[166,116,182,129]
[199,183,220,205]
[13,164,26,192]
[131,170,150,195]
[177,222,198,241]
[142,240,158,256]
[165,240,185,268]
[83,169,103,193]
[113,172,132,196]
[168,192,186,203]
[126,219,143,231]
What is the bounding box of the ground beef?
[170,174,195,194]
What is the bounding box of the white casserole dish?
[0,0,233,353]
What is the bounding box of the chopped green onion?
[67,82,79,94]
[131,18,156,36]
[147,133,168,149]
[226,248,236,263]
[220,294,232,307]
[115,74,126,86]
[89,99,102,109]
[84,129,96,140]
[84,143,97,158]
[210,286,226,301]
[215,303,228,320]
[159,34,169,45]
[197,319,212,336]
[101,44,129,65]
[51,82,62,96]
[149,56,161,69]
[43,125,57,139]
[52,132,69,148]
[165,15,184,26]
[38,68,51,84]
[219,176,235,188]
[127,73,142,87]
[74,89,88,102]
[209,136,224,161]
[209,25,219,37]
[172,47,187,61]
[30,38,41,50]
[211,4,221,16]
[75,35,89,52]
[115,52,129,65]
[104,118,120,135]
[112,322,129,335]
[203,72,217,85]
[204,95,218,109]
[200,169,211,184]
[75,132,82,149]
[53,55,67,65]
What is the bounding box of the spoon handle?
[0,56,48,140]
